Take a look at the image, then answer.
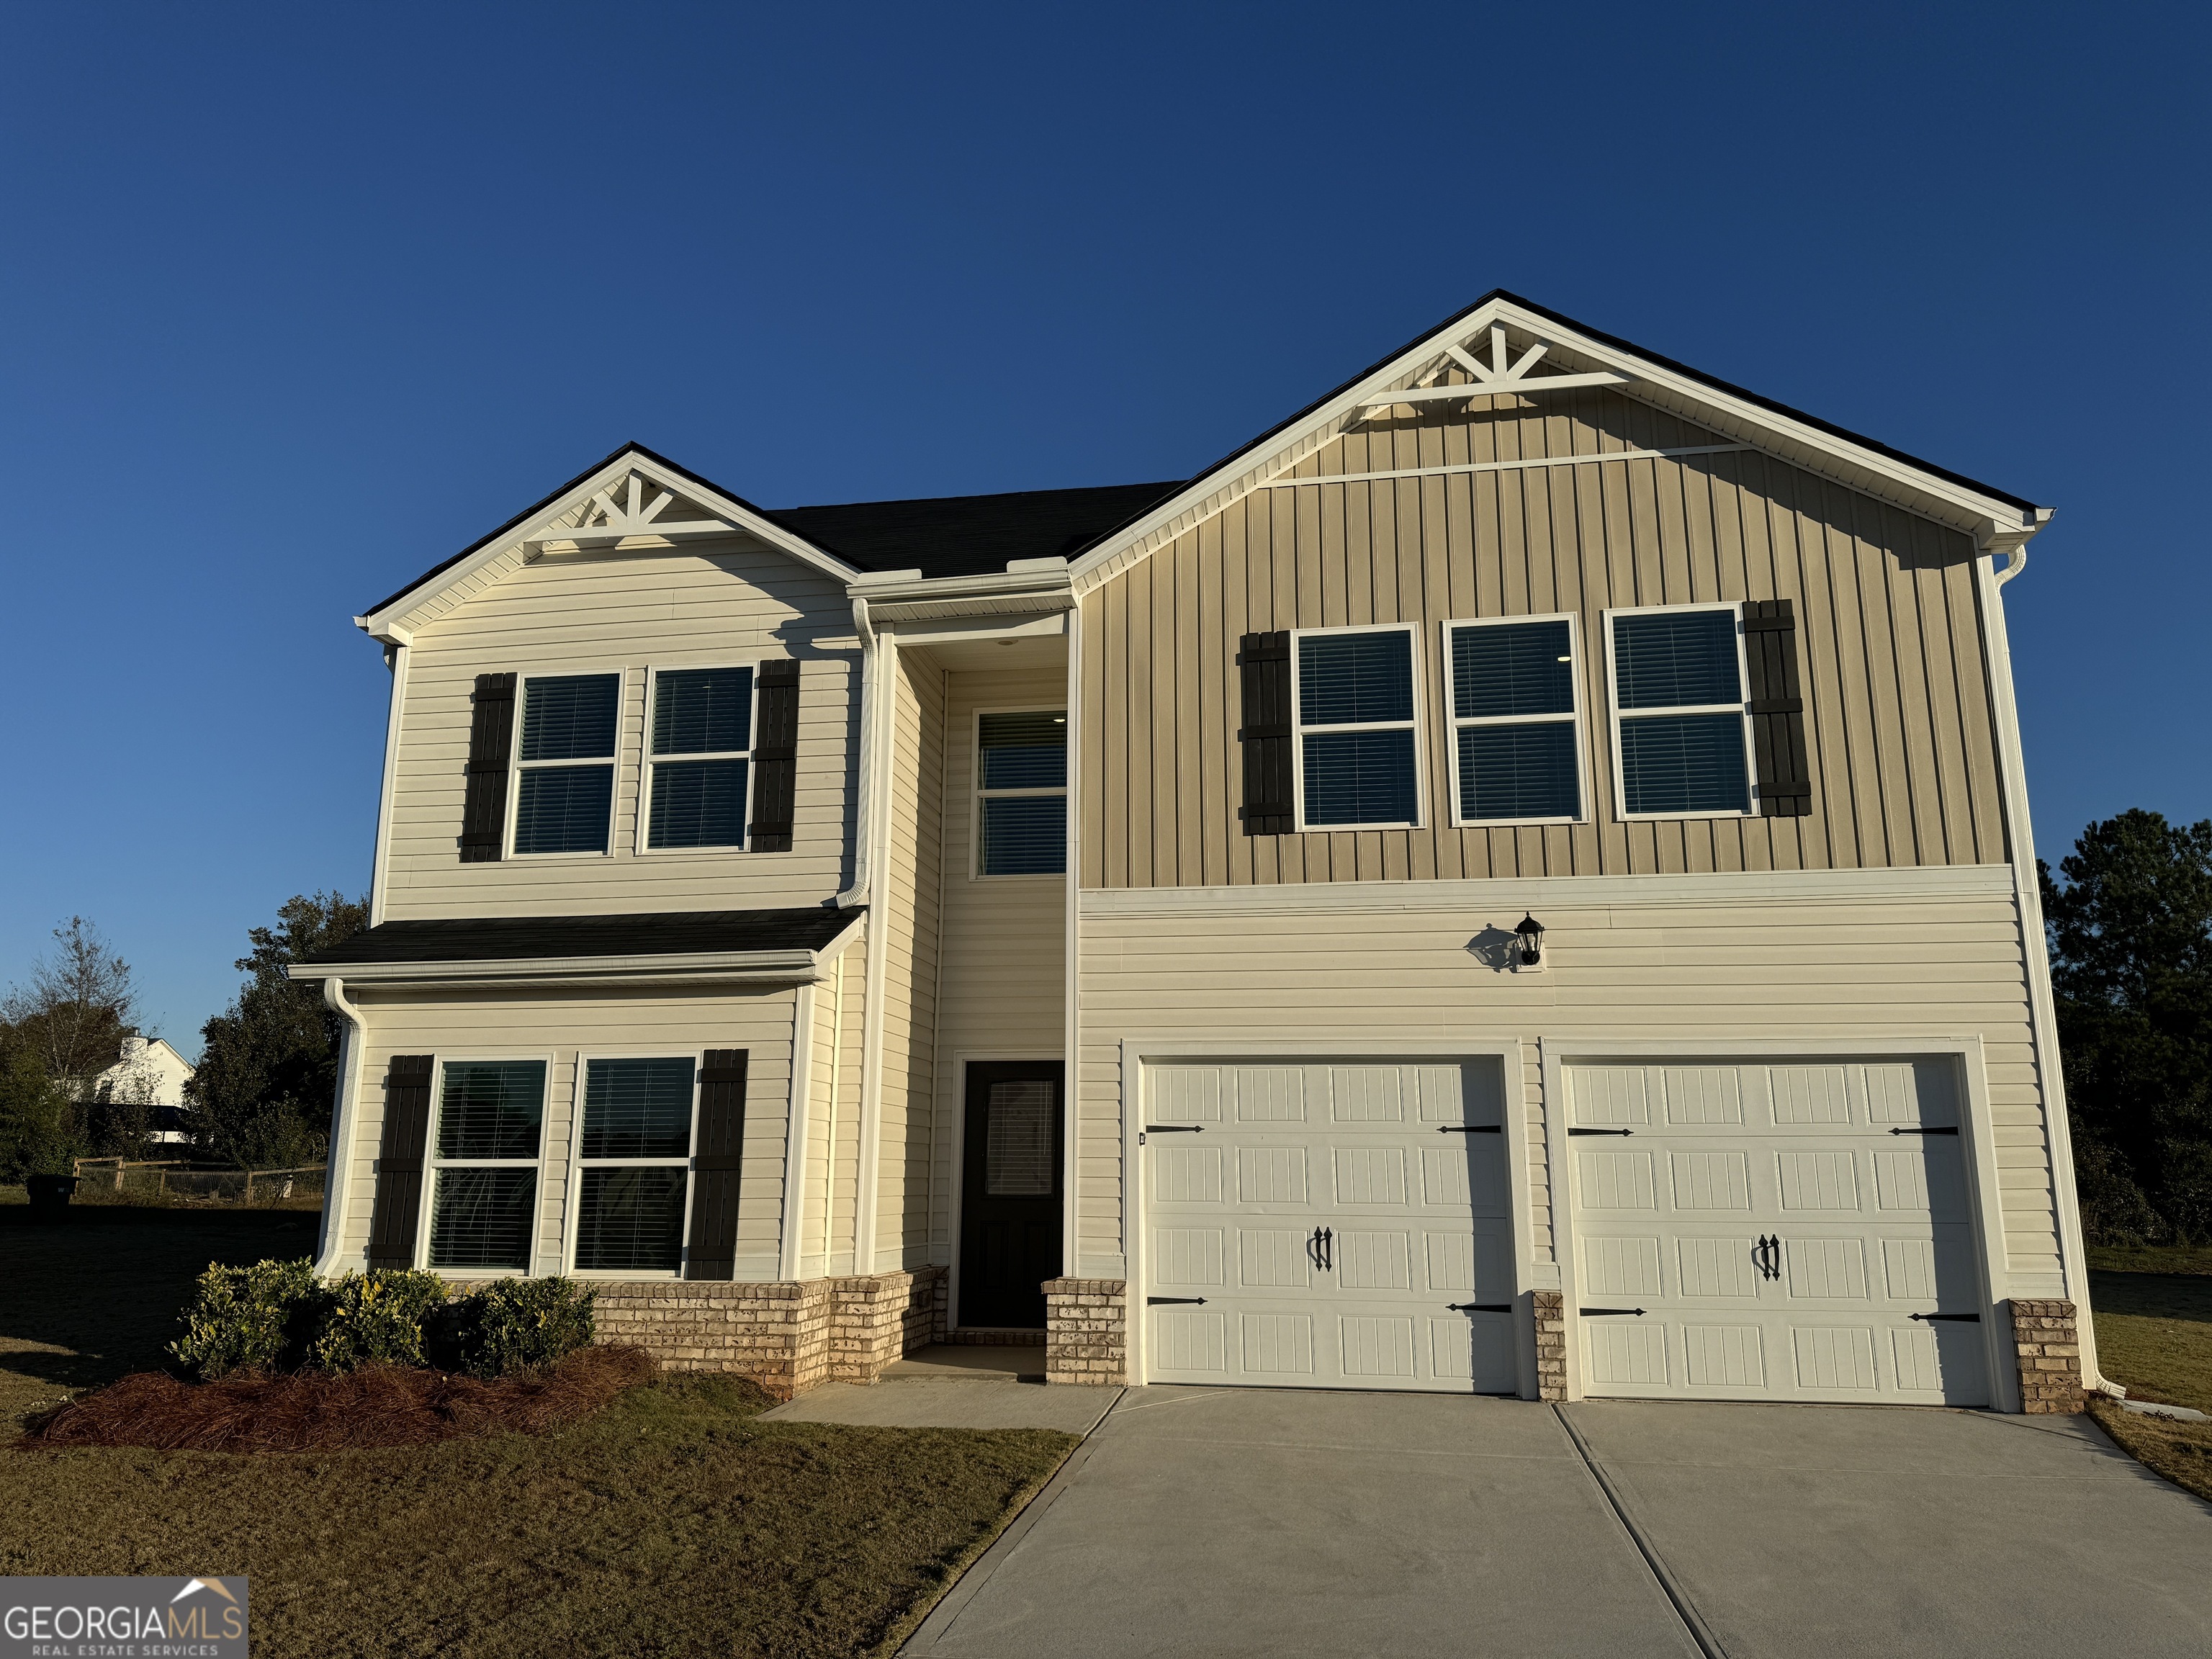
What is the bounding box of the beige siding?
[382,541,857,920]
[874,652,944,1269]
[340,984,797,1280]
[1074,882,2062,1293]
[1079,390,2007,888]
[929,664,1072,1263]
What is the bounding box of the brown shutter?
[685,1049,748,1280]
[459,673,517,862]
[1743,601,1812,817]
[1237,631,1293,835]
[367,1055,435,1269]
[749,661,800,853]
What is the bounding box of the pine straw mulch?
[14,1344,657,1454]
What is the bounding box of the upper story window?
[1606,606,1753,817]
[1293,625,1421,830]
[513,674,620,855]
[572,1056,696,1274]
[976,711,1066,876]
[426,1059,547,1272]
[1447,616,1584,824]
[645,667,753,851]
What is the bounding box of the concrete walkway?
[757,1346,1118,1433]
[902,1387,2212,1658]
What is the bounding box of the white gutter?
[316,976,367,1277]
[287,951,827,989]
[367,638,410,927]
[1973,524,2102,1390]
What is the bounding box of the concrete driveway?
[902,1388,2212,1658]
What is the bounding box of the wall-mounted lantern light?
[1514,913,1546,968]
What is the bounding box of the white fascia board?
[356,450,860,643]
[1068,296,2047,590]
[283,948,827,988]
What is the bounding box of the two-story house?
[293,291,2093,1414]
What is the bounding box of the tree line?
[0,894,364,1179]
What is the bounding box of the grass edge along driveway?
[2087,1244,2212,1506]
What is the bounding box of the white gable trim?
[1068,295,2051,596]
[356,449,861,644]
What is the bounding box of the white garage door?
[1565,1058,1990,1406]
[1141,1059,1517,1393]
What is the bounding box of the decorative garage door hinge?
[1148,1296,1208,1305]
[1581,1307,1647,1316]
[1568,1127,1633,1136]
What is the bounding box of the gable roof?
[763,482,1183,580]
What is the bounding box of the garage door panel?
[1568,1056,1991,1407]
[1144,1058,1515,1393]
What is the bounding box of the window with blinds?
[984,1080,1057,1196]
[1607,606,1753,817]
[572,1056,696,1274]
[512,673,620,855]
[427,1060,547,1271]
[976,711,1067,876]
[1447,616,1584,824]
[1293,626,1421,829]
[645,666,753,851]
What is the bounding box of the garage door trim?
[1120,1038,1537,1393]
[1541,1036,2015,1412]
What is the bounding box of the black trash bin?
[24,1174,78,1219]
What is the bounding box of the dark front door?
[959,1061,1064,1329]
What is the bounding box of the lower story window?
[428,1060,547,1271]
[574,1056,696,1273]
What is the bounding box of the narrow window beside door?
[1294,626,1421,829]
[1607,608,1752,817]
[426,1060,547,1271]
[646,667,753,850]
[1447,616,1583,823]
[513,674,621,853]
[976,711,1066,875]
[573,1056,696,1274]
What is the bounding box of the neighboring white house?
[87,1035,196,1144]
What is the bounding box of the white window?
[1605,604,1754,819]
[1444,614,1586,824]
[975,710,1067,876]
[569,1056,697,1276]
[642,665,754,852]
[1291,624,1423,830]
[423,1059,547,1272]
[511,673,621,855]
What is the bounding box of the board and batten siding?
[927,663,1071,1261]
[338,984,798,1281]
[1075,879,2065,1296]
[381,541,858,920]
[874,652,945,1270]
[1077,390,2008,888]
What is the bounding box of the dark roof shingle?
[761,481,1184,580]
[304,907,859,966]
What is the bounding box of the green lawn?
[2087,1244,2212,1505]
[0,1195,1075,1658]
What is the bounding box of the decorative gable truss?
[529,472,742,547]
[1354,323,1632,413]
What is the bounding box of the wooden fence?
[70,1159,326,1205]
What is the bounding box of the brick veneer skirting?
[1532,1290,1567,1402]
[595,1265,945,1401]
[1043,1277,1127,1385]
[2010,1298,2086,1414]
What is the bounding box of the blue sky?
[1,2,2204,1056]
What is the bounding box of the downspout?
[1975,518,2103,1391]
[1063,595,1086,1279]
[316,976,367,1277]
[365,629,410,927]
[852,624,900,1274]
[836,598,878,909]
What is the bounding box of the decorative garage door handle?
[1308,1226,1333,1272]
[1752,1235,1782,1281]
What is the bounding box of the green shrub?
[453,1277,597,1377]
[310,1269,449,1372]
[168,1258,320,1378]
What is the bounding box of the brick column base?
[593,1264,945,1401]
[2010,1298,2086,1413]
[1532,1290,1567,1401]
[1043,1278,1127,1385]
